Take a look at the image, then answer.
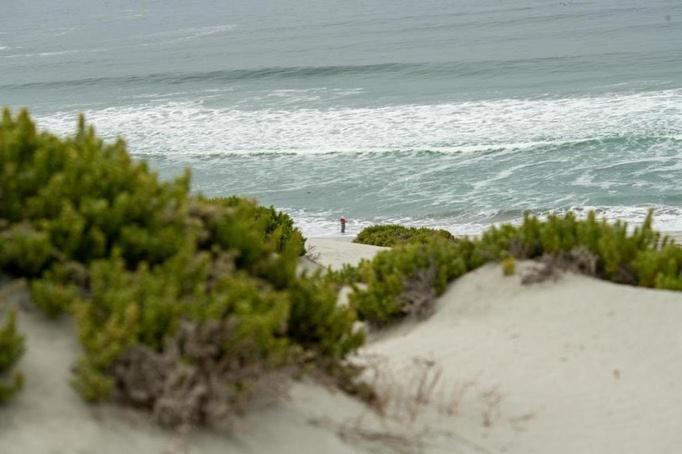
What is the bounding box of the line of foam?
[36,88,682,157]
[290,205,682,239]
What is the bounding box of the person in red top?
[339,216,347,234]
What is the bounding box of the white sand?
[305,237,388,270]
[3,240,682,453]
[362,261,682,453]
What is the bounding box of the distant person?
[340,216,347,234]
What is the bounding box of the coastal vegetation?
[0,109,362,421]
[349,213,682,325]
[348,237,472,325]
[501,256,516,276]
[353,224,454,247]
[0,310,23,403]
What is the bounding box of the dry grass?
[360,355,444,422]
[309,353,540,453]
[479,387,502,428]
[304,244,321,263]
[113,320,291,431]
[398,266,439,320]
[521,247,600,285]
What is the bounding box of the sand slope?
[3,240,682,453]
[363,262,682,453]
[305,237,387,270]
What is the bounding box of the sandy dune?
[0,280,370,454]
[363,261,682,453]
[305,237,388,270]
[2,239,682,453]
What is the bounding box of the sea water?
[2,0,681,236]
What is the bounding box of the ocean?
[2,0,681,236]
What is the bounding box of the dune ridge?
[2,239,682,453]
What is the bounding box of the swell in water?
[34,87,682,236]
[36,88,682,155]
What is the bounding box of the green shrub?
[0,309,24,403]
[329,263,364,288]
[287,273,364,359]
[349,211,682,325]
[0,224,52,276]
[190,196,304,289]
[71,358,113,402]
[72,252,292,406]
[30,279,80,318]
[501,256,516,276]
[354,224,454,247]
[0,108,362,426]
[350,238,469,325]
[1,109,191,269]
[470,211,680,288]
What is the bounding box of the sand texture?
[305,238,388,270]
[2,239,682,453]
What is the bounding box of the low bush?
[30,278,80,318]
[0,224,52,277]
[354,224,454,247]
[349,212,682,325]
[287,273,364,359]
[501,256,516,276]
[350,238,472,325]
[0,309,24,403]
[470,211,681,288]
[328,263,364,288]
[0,109,360,426]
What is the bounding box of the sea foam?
[37,88,682,158]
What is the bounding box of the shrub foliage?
[350,238,471,325]
[0,109,360,424]
[0,309,24,403]
[349,212,682,325]
[354,224,454,247]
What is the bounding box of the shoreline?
[310,229,682,244]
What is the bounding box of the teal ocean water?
[2,0,681,235]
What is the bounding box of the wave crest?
[37,88,682,157]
